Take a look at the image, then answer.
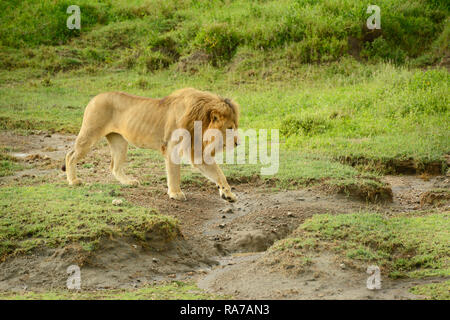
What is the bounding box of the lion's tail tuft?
[61,163,66,172]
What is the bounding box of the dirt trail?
[0,132,448,298]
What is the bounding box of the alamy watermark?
[366,5,381,30]
[366,265,382,290]
[66,264,81,290]
[67,5,81,30]
[169,121,279,175]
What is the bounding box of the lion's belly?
[121,130,162,150]
[110,102,167,150]
[118,120,163,150]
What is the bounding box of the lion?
[62,88,239,202]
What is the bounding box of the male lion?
[63,88,239,202]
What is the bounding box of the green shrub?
[287,36,347,63]
[361,37,406,64]
[281,114,331,137]
[194,23,240,64]
[136,49,172,73]
[431,18,450,57]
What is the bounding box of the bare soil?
[0,132,448,298]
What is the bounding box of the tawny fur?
[64,88,239,202]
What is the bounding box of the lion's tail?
[61,163,66,172]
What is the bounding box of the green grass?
[410,280,450,300]
[125,144,389,200]
[1,60,448,172]
[0,147,23,177]
[0,183,179,259]
[271,212,450,279]
[0,281,226,300]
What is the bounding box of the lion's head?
[177,88,240,153]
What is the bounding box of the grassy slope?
[0,183,179,259]
[0,0,448,66]
[271,212,450,279]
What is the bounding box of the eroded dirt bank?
[0,132,448,298]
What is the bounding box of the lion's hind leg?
[106,133,139,186]
[66,132,102,185]
[164,155,186,200]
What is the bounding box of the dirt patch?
[420,190,450,208]
[196,252,444,300]
[322,179,393,203]
[384,175,450,211]
[339,155,445,175]
[0,235,216,292]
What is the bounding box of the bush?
[136,49,172,73]
[287,36,347,63]
[361,37,406,65]
[194,23,240,64]
[281,114,331,137]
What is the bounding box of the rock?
[225,208,233,214]
[219,223,226,229]
[287,212,294,217]
[152,258,159,263]
[339,263,346,269]
[112,199,123,206]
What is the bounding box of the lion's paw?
[69,178,83,186]
[122,179,140,186]
[168,190,186,201]
[220,189,236,202]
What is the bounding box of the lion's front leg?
[164,156,186,201]
[193,162,236,202]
